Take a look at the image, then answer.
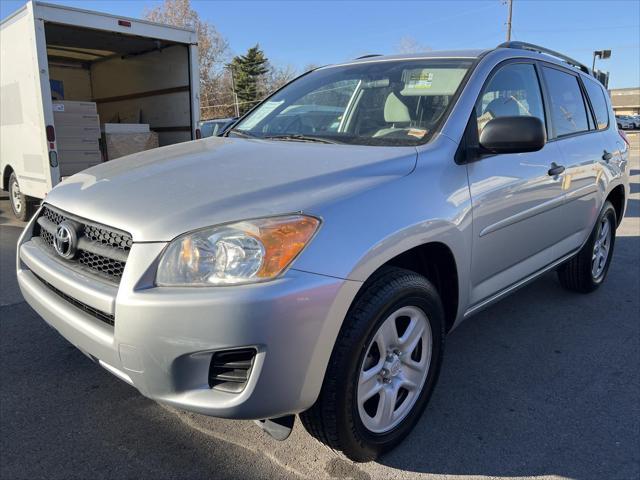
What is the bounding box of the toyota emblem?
[53,221,78,259]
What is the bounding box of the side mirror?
[479,116,546,154]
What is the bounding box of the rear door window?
[542,66,590,137]
[583,77,610,130]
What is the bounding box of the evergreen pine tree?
[231,44,269,115]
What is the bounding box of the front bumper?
[17,217,360,419]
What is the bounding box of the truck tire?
[300,267,445,462]
[557,201,617,293]
[8,173,34,221]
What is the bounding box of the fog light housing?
[208,348,256,393]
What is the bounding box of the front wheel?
[300,267,445,461]
[557,201,617,293]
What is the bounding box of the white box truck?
[1,1,200,219]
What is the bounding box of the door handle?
[548,162,565,176]
[602,150,613,162]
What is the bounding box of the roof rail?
[497,41,592,76]
[354,54,383,60]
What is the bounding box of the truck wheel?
[8,173,34,221]
[300,267,445,461]
[557,201,617,293]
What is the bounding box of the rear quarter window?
[583,77,610,130]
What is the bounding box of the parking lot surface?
[1,135,638,480]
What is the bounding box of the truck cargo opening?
[44,22,194,173]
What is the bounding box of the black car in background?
[200,117,238,137]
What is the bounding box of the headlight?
[156,215,320,286]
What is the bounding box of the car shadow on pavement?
[379,235,639,480]
[0,302,300,480]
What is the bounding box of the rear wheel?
[300,267,445,461]
[557,201,616,293]
[8,173,35,221]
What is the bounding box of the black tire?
[300,267,445,462]
[8,173,35,221]
[557,201,617,293]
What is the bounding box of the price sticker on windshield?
[408,128,428,138]
[406,70,434,90]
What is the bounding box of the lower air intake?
[208,348,256,393]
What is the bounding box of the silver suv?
[17,42,630,461]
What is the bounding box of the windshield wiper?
[263,134,339,144]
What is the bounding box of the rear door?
[467,60,568,306]
[582,74,625,198]
[539,65,604,255]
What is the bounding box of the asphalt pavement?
[1,136,638,480]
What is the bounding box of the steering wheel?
[285,115,316,134]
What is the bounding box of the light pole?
[227,64,240,118]
[506,0,513,42]
[592,49,611,74]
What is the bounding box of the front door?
[467,61,568,307]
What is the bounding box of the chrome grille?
[34,205,132,284]
[41,229,54,246]
[42,206,65,225]
[77,250,126,278]
[84,224,132,251]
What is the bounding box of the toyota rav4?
[17,42,629,461]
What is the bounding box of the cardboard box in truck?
[57,150,101,177]
[53,101,101,167]
[102,122,157,160]
[52,100,97,114]
[56,137,100,151]
[55,125,102,140]
[52,113,100,127]
[57,149,102,168]
[0,1,199,219]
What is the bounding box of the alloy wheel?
[357,306,432,434]
[592,216,612,280]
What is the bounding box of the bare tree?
[145,0,231,118]
[394,36,431,54]
[263,63,298,94]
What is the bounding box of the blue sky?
[2,0,639,88]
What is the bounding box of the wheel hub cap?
[11,180,22,213]
[384,354,402,378]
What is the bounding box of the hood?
[46,137,417,241]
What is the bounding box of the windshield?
[231,59,473,146]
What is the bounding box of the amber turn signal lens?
[249,215,320,278]
[157,215,320,286]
